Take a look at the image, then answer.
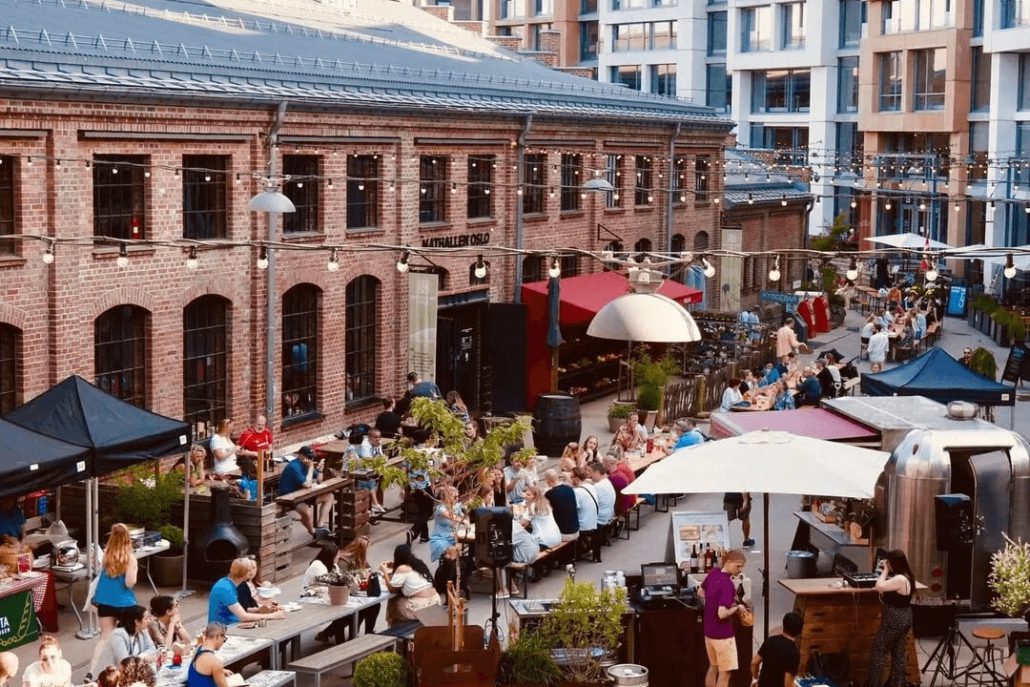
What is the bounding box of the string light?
[702,258,716,279]
[547,257,561,279]
[116,242,129,267]
[474,255,487,279]
[256,246,268,270]
[396,250,409,273]
[327,248,339,272]
[1004,254,1017,279]
[925,262,938,282]
[846,257,859,281]
[780,194,787,207]
[768,256,781,282]
[42,242,54,265]
[186,246,199,270]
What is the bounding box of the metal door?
[969,450,1011,610]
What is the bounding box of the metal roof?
[0,0,733,126]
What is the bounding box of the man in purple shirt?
[701,549,748,687]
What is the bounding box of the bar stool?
[963,626,1007,687]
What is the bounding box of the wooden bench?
[286,633,398,687]
[507,539,575,599]
[625,497,646,533]
[842,376,861,396]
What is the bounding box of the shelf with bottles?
[556,358,620,380]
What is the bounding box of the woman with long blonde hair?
[93,524,138,639]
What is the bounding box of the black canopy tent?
[4,375,190,475]
[0,418,91,499]
[861,347,1015,406]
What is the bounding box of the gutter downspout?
[513,114,533,304]
[265,101,288,421]
[665,123,682,271]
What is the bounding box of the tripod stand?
[922,610,981,687]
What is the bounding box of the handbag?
[366,572,382,597]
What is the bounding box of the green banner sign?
[0,591,39,650]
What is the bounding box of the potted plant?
[318,568,354,606]
[633,352,678,430]
[540,579,626,686]
[150,524,185,587]
[969,347,999,381]
[499,629,562,687]
[606,401,634,434]
[988,534,1030,624]
[115,464,187,587]
[353,651,409,687]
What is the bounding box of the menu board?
[1001,344,1030,383]
[669,510,731,567]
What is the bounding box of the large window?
[182,155,228,240]
[580,21,599,61]
[781,3,805,49]
[839,0,863,47]
[560,154,582,212]
[345,276,378,403]
[282,284,320,419]
[838,57,859,113]
[605,154,623,209]
[0,324,18,413]
[523,153,547,215]
[611,65,642,90]
[183,296,228,428]
[882,0,951,31]
[651,64,677,96]
[347,155,379,230]
[706,64,731,112]
[973,0,984,34]
[419,156,449,224]
[837,122,863,161]
[969,122,989,182]
[879,52,903,112]
[634,156,653,206]
[750,126,809,162]
[695,156,711,202]
[708,11,727,55]
[740,6,772,52]
[971,48,991,112]
[653,21,676,49]
[0,156,12,255]
[613,23,647,51]
[282,155,320,234]
[751,70,810,113]
[913,48,946,111]
[95,305,148,407]
[93,155,147,240]
[1020,54,1030,111]
[467,155,494,219]
[917,0,953,29]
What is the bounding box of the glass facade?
[879,51,903,112]
[708,11,727,55]
[781,3,805,49]
[837,57,859,113]
[751,69,810,113]
[913,48,946,111]
[740,6,772,52]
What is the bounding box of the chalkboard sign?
[1001,344,1030,383]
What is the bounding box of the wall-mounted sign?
[421,232,491,248]
[760,290,802,309]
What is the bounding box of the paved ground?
[11,306,1029,682]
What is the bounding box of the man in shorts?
[724,492,755,547]
[701,548,748,687]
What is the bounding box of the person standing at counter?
[701,549,749,687]
[0,498,26,540]
[751,612,802,687]
[865,550,915,687]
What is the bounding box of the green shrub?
[159,525,185,553]
[353,651,409,687]
[499,630,561,687]
[606,402,635,419]
[969,348,998,381]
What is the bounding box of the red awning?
[521,271,703,327]
[709,407,879,442]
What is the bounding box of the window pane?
[282,285,319,418]
[93,155,147,241]
[611,65,642,90]
[580,21,599,61]
[840,0,862,47]
[282,155,320,234]
[651,64,677,96]
[347,155,380,230]
[613,23,647,51]
[635,156,653,206]
[973,0,984,34]
[706,64,730,112]
[914,48,946,110]
[605,154,623,208]
[523,153,547,214]
[560,154,582,212]
[971,48,991,112]
[879,52,902,112]
[419,156,449,224]
[653,21,677,50]
[694,155,711,202]
[708,12,727,55]
[183,296,228,428]
[345,277,378,402]
[741,6,771,51]
[467,155,494,219]
[0,156,13,255]
[182,155,228,240]
[838,56,859,113]
[95,305,148,408]
[1020,54,1030,111]
[0,324,19,413]
[781,3,805,49]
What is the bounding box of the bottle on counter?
[703,544,712,572]
[711,547,719,569]
[689,544,699,574]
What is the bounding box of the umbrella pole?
[550,348,559,393]
[763,492,770,641]
[178,468,195,599]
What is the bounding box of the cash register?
[637,562,683,604]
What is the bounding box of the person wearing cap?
[279,446,333,539]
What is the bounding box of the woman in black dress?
[866,549,915,687]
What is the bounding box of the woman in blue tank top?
[187,623,230,687]
[94,523,138,638]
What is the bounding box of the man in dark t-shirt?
[751,612,802,687]
[542,469,579,542]
[374,397,402,438]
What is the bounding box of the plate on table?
[280,601,302,612]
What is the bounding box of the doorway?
[435,300,486,412]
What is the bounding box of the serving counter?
[780,578,921,685]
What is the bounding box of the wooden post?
[549,347,559,393]
[256,450,265,504]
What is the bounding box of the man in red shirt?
[238,415,273,453]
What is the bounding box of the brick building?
[0,0,733,443]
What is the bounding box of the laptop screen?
[641,563,679,587]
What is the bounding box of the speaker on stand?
[934,494,974,600]
[472,507,513,648]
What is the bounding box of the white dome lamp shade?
[248,189,296,214]
[587,269,702,343]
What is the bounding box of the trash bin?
[786,550,816,579]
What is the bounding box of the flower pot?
[327,584,350,606]
[608,416,624,433]
[150,552,184,588]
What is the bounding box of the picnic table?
[154,634,275,687]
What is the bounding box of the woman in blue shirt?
[208,558,285,626]
[94,523,138,639]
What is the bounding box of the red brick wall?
[485,36,522,52]
[726,204,808,314]
[420,5,453,21]
[0,98,728,446]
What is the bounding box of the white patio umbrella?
[981,246,1030,271]
[624,430,890,638]
[865,232,952,250]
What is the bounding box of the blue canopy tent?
[861,347,1015,406]
[0,418,91,499]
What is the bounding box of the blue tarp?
[0,418,90,499]
[861,347,1014,406]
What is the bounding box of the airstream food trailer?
[809,397,1030,609]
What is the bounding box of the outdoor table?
[779,578,922,686]
[154,634,275,687]
[135,539,171,595]
[275,477,351,547]
[0,571,49,647]
[626,443,668,474]
[233,590,392,669]
[49,565,90,634]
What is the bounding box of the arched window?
[694,231,710,251]
[282,284,321,418]
[634,238,653,262]
[0,323,20,413]
[95,305,149,407]
[183,296,229,428]
[346,276,379,403]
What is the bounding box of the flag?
[920,230,930,271]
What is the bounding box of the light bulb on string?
[396,250,410,273]
[780,194,787,207]
[327,248,340,272]
[42,242,54,265]
[702,258,716,279]
[474,255,487,279]
[186,246,199,270]
[547,258,561,279]
[768,256,781,282]
[925,262,938,282]
[885,200,892,210]
[846,258,858,282]
[257,246,269,270]
[1004,254,1017,279]
[116,242,129,267]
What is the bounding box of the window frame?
[611,65,643,90]
[1019,54,1030,111]
[694,155,711,203]
[93,155,148,241]
[346,155,380,230]
[837,56,860,114]
[651,64,677,96]
[707,11,727,55]
[467,155,494,220]
[419,155,449,225]
[0,324,19,414]
[913,48,946,111]
[282,155,321,234]
[0,156,13,255]
[971,47,991,113]
[879,51,903,112]
[182,155,228,240]
[752,69,811,113]
[345,276,379,404]
[605,154,623,209]
[560,154,583,212]
[740,6,772,52]
[95,305,148,408]
[634,156,654,206]
[523,153,547,215]
[281,284,320,420]
[781,2,806,49]
[183,296,229,429]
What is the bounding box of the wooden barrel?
[532,394,582,458]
